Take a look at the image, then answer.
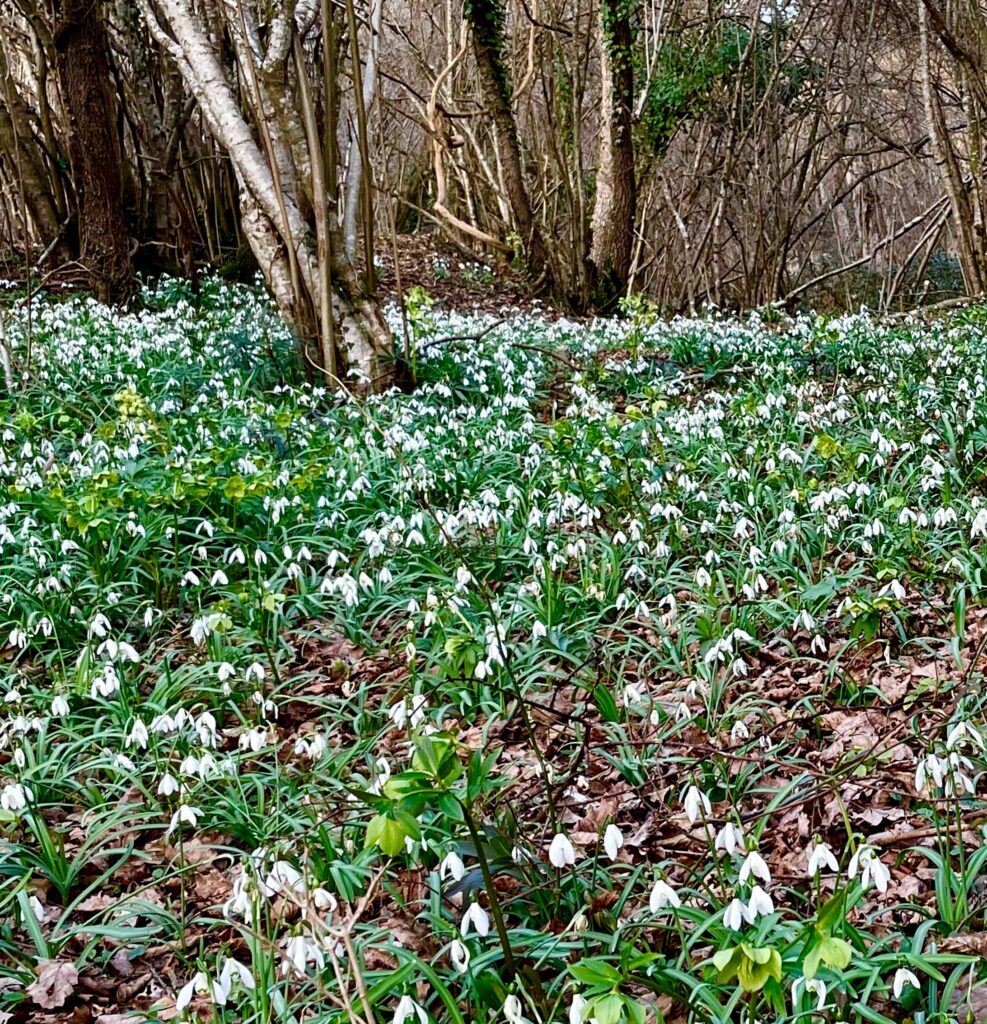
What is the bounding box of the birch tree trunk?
[141,0,393,388]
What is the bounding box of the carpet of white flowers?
[1,279,987,1023]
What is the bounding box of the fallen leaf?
[27,959,78,1009]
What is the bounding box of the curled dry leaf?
[27,959,78,1009]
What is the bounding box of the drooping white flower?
[715,821,744,855]
[743,885,774,922]
[682,785,711,823]
[848,845,891,893]
[792,976,827,1011]
[460,901,490,938]
[723,897,745,931]
[649,879,681,912]
[449,939,470,974]
[892,967,921,1000]
[602,823,623,861]
[439,851,465,882]
[548,832,577,868]
[806,840,838,877]
[503,994,527,1024]
[738,849,771,885]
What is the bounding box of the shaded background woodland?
[2,0,987,380]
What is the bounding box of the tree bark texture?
[54,0,132,301]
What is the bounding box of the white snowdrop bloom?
[503,995,527,1024]
[254,548,268,566]
[739,849,771,884]
[88,613,111,638]
[743,885,774,922]
[262,861,306,898]
[682,785,711,823]
[915,753,947,793]
[176,971,224,1012]
[219,956,255,995]
[792,976,827,1011]
[217,662,236,682]
[126,719,149,749]
[649,879,681,912]
[892,968,921,1000]
[715,821,744,855]
[239,727,268,753]
[603,823,624,861]
[806,840,839,877]
[569,993,593,1024]
[972,508,987,538]
[695,567,712,588]
[280,933,324,977]
[157,773,180,797]
[1,782,31,812]
[548,832,577,868]
[392,995,428,1024]
[946,720,985,751]
[723,897,746,931]
[50,695,69,717]
[439,851,465,882]
[166,804,202,837]
[460,901,490,938]
[531,620,548,641]
[7,628,26,649]
[848,845,890,893]
[449,938,470,974]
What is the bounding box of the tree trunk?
[466,0,552,292]
[53,0,132,302]
[141,0,393,388]
[589,0,636,309]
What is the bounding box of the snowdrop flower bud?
[602,823,623,861]
[682,785,711,824]
[548,832,577,868]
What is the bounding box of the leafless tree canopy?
[0,0,985,377]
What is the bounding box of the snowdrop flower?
[682,784,711,823]
[723,897,746,931]
[166,804,201,837]
[449,938,470,974]
[50,695,69,717]
[792,976,827,1011]
[176,971,223,1012]
[460,901,490,938]
[548,832,577,868]
[503,995,526,1024]
[848,844,891,893]
[649,879,681,912]
[743,885,774,922]
[1,782,31,812]
[715,821,744,855]
[569,993,592,1024]
[393,995,428,1024]
[157,773,180,797]
[892,967,920,1000]
[603,823,623,861]
[439,850,465,881]
[806,840,839,877]
[738,848,771,884]
[219,956,255,995]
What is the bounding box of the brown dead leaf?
[27,959,78,1009]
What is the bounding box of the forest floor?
[0,279,986,1024]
